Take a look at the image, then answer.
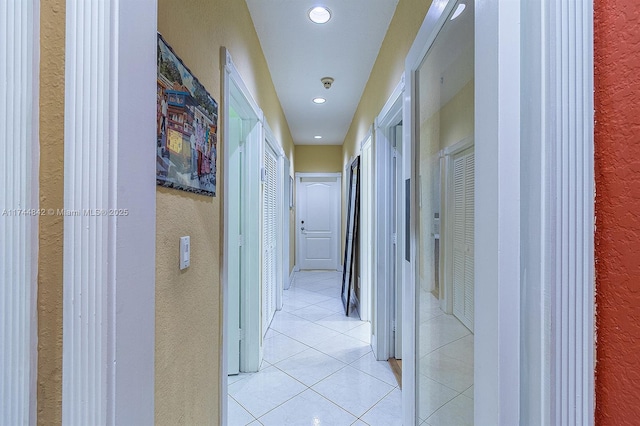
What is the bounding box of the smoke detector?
[321,77,334,89]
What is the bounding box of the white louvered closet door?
[262,145,278,336]
[452,148,475,331]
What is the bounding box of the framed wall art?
[156,33,218,196]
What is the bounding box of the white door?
[296,174,341,270]
[452,147,474,331]
[262,144,278,336]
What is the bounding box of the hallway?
[228,271,402,425]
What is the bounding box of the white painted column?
[62,0,156,424]
[475,0,522,424]
[62,0,113,423]
[548,1,595,424]
[0,1,40,425]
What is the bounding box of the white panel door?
[297,175,340,270]
[452,147,474,331]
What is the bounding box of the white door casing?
[221,47,264,426]
[360,134,373,322]
[226,115,243,375]
[393,124,403,359]
[373,78,404,361]
[296,173,341,271]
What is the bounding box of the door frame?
[403,0,519,424]
[295,172,342,271]
[359,132,373,322]
[372,78,404,361]
[221,46,264,425]
[402,0,595,424]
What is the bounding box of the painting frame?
[156,33,218,196]
[341,156,361,315]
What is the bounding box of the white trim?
[475,0,522,424]
[360,132,373,322]
[221,46,265,424]
[282,157,292,292]
[63,1,157,424]
[372,78,404,361]
[295,172,342,179]
[0,0,40,423]
[520,1,549,422]
[443,137,474,156]
[547,1,595,424]
[359,127,373,151]
[111,3,157,423]
[62,1,114,422]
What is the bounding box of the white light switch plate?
[180,236,190,270]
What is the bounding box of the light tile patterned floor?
[228,271,401,425]
[418,289,474,426]
[227,272,474,425]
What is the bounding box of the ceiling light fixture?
[308,6,331,24]
[314,135,322,139]
[313,97,326,104]
[450,3,466,20]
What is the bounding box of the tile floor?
[228,271,401,426]
[417,289,474,426]
[227,272,474,425]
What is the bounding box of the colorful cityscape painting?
[157,33,218,196]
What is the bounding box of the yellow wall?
[38,1,65,424]
[418,79,475,292]
[157,1,294,424]
[295,145,343,173]
[340,0,433,251]
[341,0,433,163]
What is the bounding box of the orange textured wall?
[594,1,640,424]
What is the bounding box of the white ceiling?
[246,0,399,145]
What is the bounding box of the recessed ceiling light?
[313,97,326,104]
[314,135,322,139]
[309,6,331,24]
[450,3,466,20]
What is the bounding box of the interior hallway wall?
[38,1,65,424]
[295,145,343,173]
[340,0,433,252]
[417,79,474,294]
[594,0,640,423]
[157,1,294,424]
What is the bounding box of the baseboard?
[285,270,294,290]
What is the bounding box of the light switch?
[180,236,190,270]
